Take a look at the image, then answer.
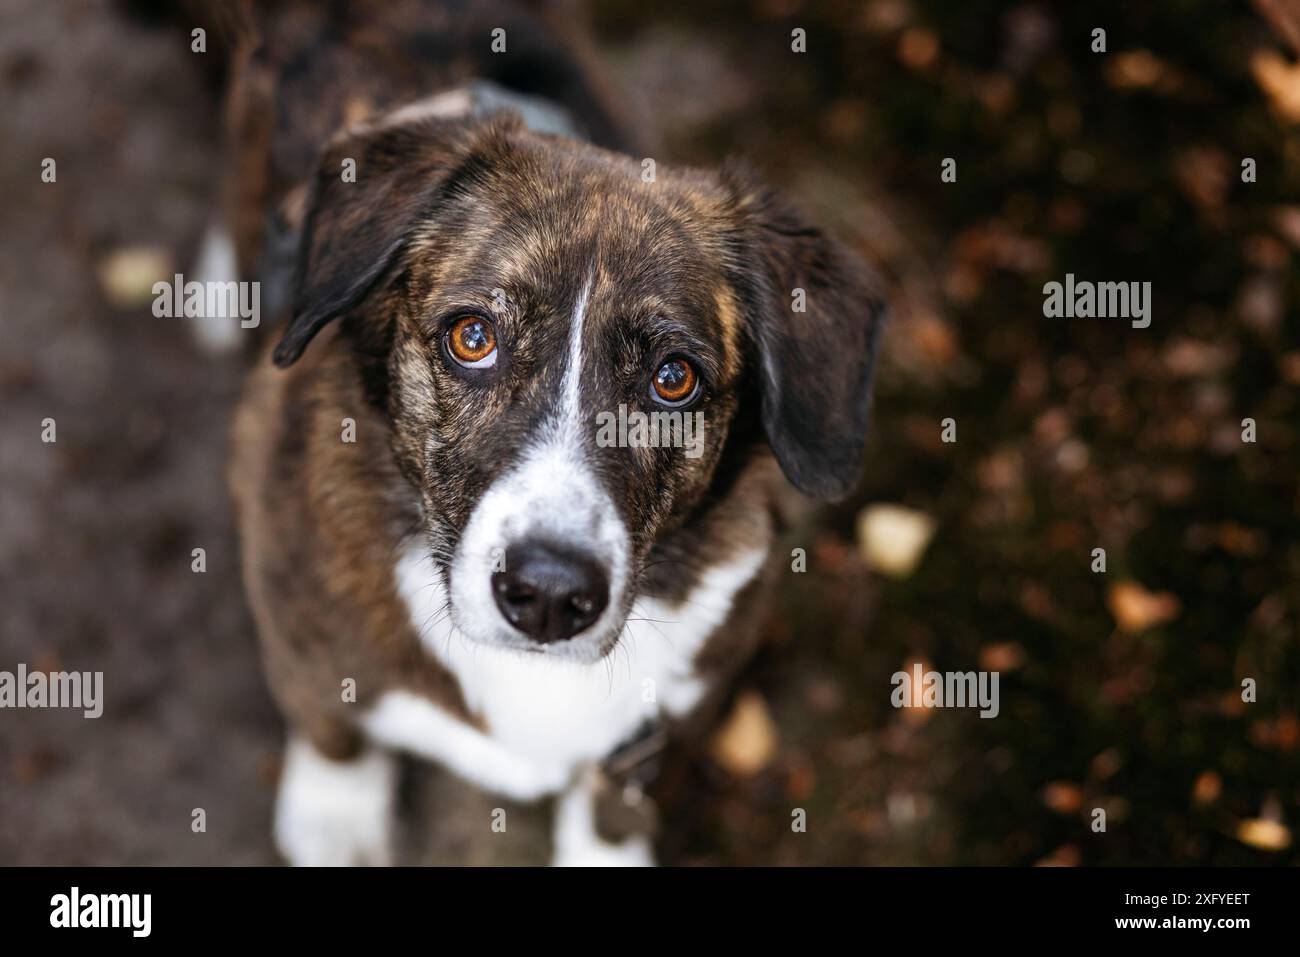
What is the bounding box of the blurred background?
[1,0,1297,865]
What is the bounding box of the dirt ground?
[1,0,1297,866]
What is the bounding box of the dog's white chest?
[370,543,768,797]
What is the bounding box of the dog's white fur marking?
[389,541,768,795]
[274,735,396,866]
[560,276,593,437]
[361,690,569,801]
[447,443,630,662]
[448,274,634,664]
[190,220,243,354]
[552,769,654,866]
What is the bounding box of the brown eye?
[651,358,698,405]
[446,315,497,368]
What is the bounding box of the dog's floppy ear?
[725,168,887,500]
[272,113,505,367]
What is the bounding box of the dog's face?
[274,111,885,663]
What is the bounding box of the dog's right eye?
[445,316,498,369]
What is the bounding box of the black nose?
[491,541,610,644]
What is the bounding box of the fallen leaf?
[898,28,939,70]
[1249,713,1300,750]
[1162,337,1234,377]
[1218,689,1248,717]
[709,690,778,776]
[912,314,959,365]
[1107,580,1181,634]
[1104,50,1167,89]
[979,642,1025,672]
[1236,818,1291,851]
[1192,770,1222,805]
[1091,748,1123,780]
[1251,49,1300,121]
[1042,781,1084,815]
[95,245,173,309]
[857,504,937,578]
[1217,523,1265,557]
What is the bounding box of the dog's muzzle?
[448,438,630,662]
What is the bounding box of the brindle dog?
[220,0,886,865]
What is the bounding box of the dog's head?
[274,108,885,663]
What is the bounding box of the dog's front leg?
[551,767,655,867]
[274,734,397,866]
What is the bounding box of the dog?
[220,0,886,865]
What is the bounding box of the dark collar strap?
[602,720,667,787]
[592,721,667,843]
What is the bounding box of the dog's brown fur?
[210,0,633,281]
[224,1,885,824]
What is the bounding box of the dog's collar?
[592,720,666,843]
[604,720,667,785]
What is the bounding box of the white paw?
[360,688,571,802]
[274,736,396,867]
[552,834,655,867]
[551,775,656,867]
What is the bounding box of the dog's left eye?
[445,316,498,368]
[651,358,699,406]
